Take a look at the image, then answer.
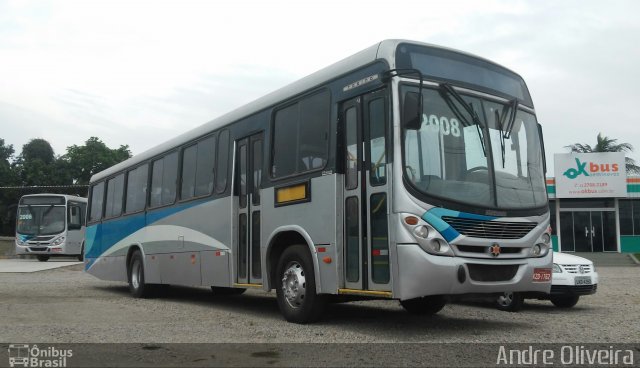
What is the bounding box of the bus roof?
[19,193,87,204]
[90,39,519,183]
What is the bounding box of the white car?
[496,252,599,311]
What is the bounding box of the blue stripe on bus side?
[84,200,204,270]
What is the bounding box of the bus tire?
[495,292,524,312]
[400,295,446,315]
[128,250,155,298]
[275,245,327,324]
[211,286,246,296]
[36,255,50,262]
[77,243,84,262]
[550,295,579,308]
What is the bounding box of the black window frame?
[124,163,149,215]
[180,143,198,201]
[103,173,125,220]
[270,89,331,181]
[215,129,230,194]
[149,151,179,209]
[179,133,217,202]
[88,181,105,223]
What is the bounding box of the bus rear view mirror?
[403,92,422,130]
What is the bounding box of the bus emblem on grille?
[490,244,501,257]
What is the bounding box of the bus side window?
[68,206,82,230]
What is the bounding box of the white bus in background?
[15,194,87,262]
[85,40,553,323]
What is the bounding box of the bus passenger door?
[235,132,264,285]
[341,89,391,292]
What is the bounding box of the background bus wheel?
[275,245,327,324]
[128,250,155,298]
[550,295,579,308]
[495,292,524,312]
[77,244,84,262]
[211,286,246,296]
[36,255,50,262]
[400,295,446,315]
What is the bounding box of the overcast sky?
[1,0,639,175]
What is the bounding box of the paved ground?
[0,265,638,366]
[0,258,82,273]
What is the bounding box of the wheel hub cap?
[281,262,306,309]
[132,261,141,289]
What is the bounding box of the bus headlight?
[529,243,549,257]
[53,236,65,246]
[532,244,541,256]
[413,225,429,239]
[16,238,24,246]
[402,214,454,256]
[541,233,551,245]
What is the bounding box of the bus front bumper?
[15,244,68,255]
[396,243,552,301]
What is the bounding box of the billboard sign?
[554,152,627,198]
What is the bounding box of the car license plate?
[575,276,592,285]
[533,268,552,282]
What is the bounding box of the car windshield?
[16,205,66,235]
[402,86,547,210]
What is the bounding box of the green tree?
[62,137,131,184]
[0,138,17,186]
[0,138,19,235]
[20,138,55,164]
[566,132,640,174]
[14,138,63,186]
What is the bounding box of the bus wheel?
[550,295,579,308]
[77,244,84,262]
[495,292,524,312]
[128,250,155,298]
[211,286,246,296]
[36,255,50,262]
[275,245,327,324]
[400,295,446,315]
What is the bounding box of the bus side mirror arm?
[402,92,422,130]
[381,69,424,130]
[537,123,547,175]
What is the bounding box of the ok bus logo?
[563,158,619,179]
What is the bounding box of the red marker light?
[404,216,419,225]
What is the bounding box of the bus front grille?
[466,264,519,282]
[442,217,537,239]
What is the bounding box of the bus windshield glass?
[17,205,66,235]
[402,86,547,210]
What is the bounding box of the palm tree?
[566,132,640,174]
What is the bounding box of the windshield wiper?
[439,83,486,157]
[496,99,519,168]
[503,99,519,139]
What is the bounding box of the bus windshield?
[402,86,547,211]
[17,205,66,235]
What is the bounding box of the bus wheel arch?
[126,245,159,298]
[274,244,327,323]
[266,228,320,293]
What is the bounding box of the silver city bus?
[16,194,87,262]
[85,40,552,323]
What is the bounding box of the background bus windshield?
[17,206,66,235]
